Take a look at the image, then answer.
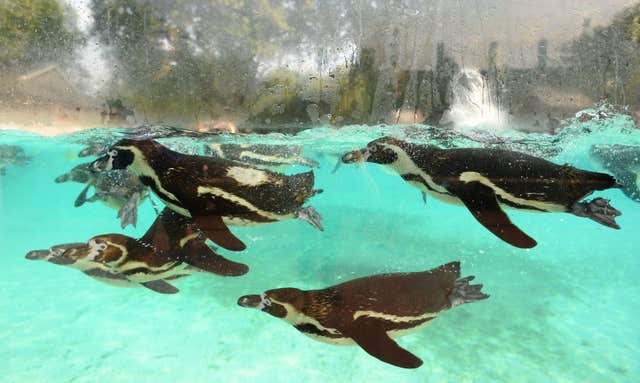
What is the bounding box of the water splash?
[440,69,505,132]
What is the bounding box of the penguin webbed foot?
[571,198,622,229]
[117,192,141,228]
[449,276,490,308]
[296,206,323,231]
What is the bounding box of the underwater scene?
[1,106,639,382]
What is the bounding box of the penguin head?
[25,243,88,266]
[91,143,136,172]
[342,136,401,165]
[55,163,94,183]
[91,139,162,172]
[25,238,115,269]
[237,288,304,319]
[92,147,135,172]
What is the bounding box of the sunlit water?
[1,110,639,382]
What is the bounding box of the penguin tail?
[430,261,461,289]
[590,171,620,191]
[288,171,318,199]
[449,275,490,308]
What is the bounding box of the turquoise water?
[1,111,639,382]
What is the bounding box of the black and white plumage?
[91,139,323,251]
[238,261,487,369]
[25,208,248,294]
[342,136,622,248]
[203,143,319,169]
[55,162,149,228]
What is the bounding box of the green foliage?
[90,0,279,122]
[0,0,78,69]
[333,48,378,124]
[563,3,640,106]
[617,3,640,44]
[249,69,311,123]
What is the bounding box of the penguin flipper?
[190,212,246,251]
[453,182,537,249]
[141,280,179,294]
[183,241,249,276]
[348,317,423,369]
[74,184,92,207]
[117,192,141,228]
[139,208,172,253]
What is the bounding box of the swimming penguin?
[123,123,222,140]
[55,162,149,228]
[0,144,30,176]
[238,261,488,369]
[590,144,640,202]
[203,143,319,169]
[90,139,323,251]
[25,208,248,294]
[341,136,622,248]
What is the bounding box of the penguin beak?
[341,148,369,164]
[78,148,92,157]
[26,243,85,264]
[25,249,50,260]
[25,249,75,265]
[237,294,262,309]
[54,173,69,183]
[91,155,112,172]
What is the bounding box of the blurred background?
[1,0,639,134]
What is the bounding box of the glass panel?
[1,1,639,382]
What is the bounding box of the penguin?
[25,208,248,294]
[122,123,222,140]
[0,144,30,176]
[341,136,622,248]
[55,162,149,228]
[590,144,640,203]
[203,143,319,169]
[90,139,323,251]
[238,261,488,369]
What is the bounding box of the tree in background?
[89,0,302,124]
[0,0,79,71]
[563,3,640,107]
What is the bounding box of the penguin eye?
[109,149,118,157]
